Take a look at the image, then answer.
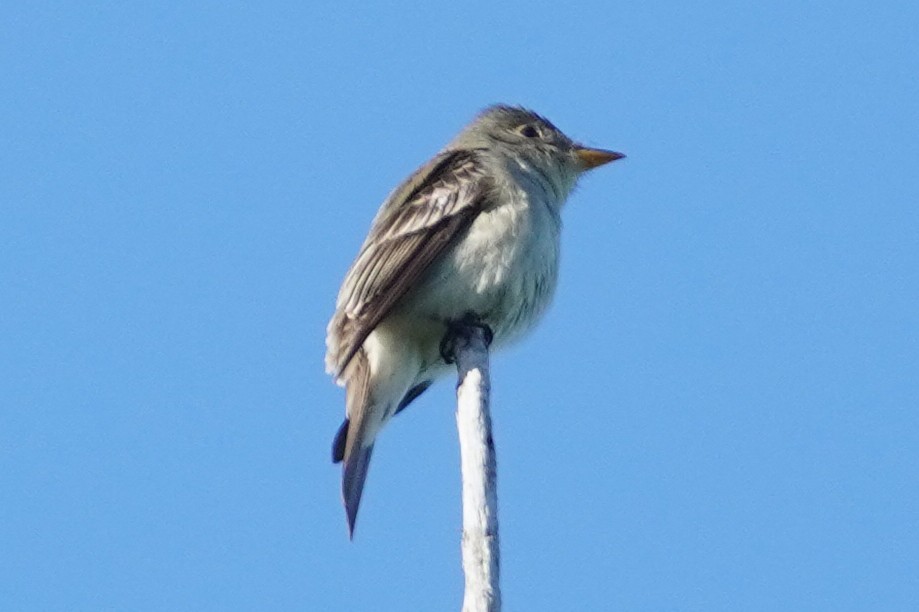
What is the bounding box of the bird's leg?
[440,312,494,364]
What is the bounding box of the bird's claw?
[440,314,494,364]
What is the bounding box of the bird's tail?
[331,350,377,538]
[333,417,376,538]
[341,440,374,538]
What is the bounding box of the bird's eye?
[518,125,540,138]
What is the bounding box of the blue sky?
[2,2,917,610]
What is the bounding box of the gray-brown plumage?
[326,105,623,537]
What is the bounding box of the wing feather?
[325,149,490,379]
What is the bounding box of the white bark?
[452,327,500,612]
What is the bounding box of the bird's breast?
[408,183,562,344]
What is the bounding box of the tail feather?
[332,418,349,463]
[342,442,374,538]
[332,347,418,537]
[336,349,376,537]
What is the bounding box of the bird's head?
[449,105,624,182]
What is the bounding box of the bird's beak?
[575,146,625,170]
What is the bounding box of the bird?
[326,104,623,536]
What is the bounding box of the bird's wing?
[325,149,491,380]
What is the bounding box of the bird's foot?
[440,313,494,364]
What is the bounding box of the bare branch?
[448,325,500,612]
